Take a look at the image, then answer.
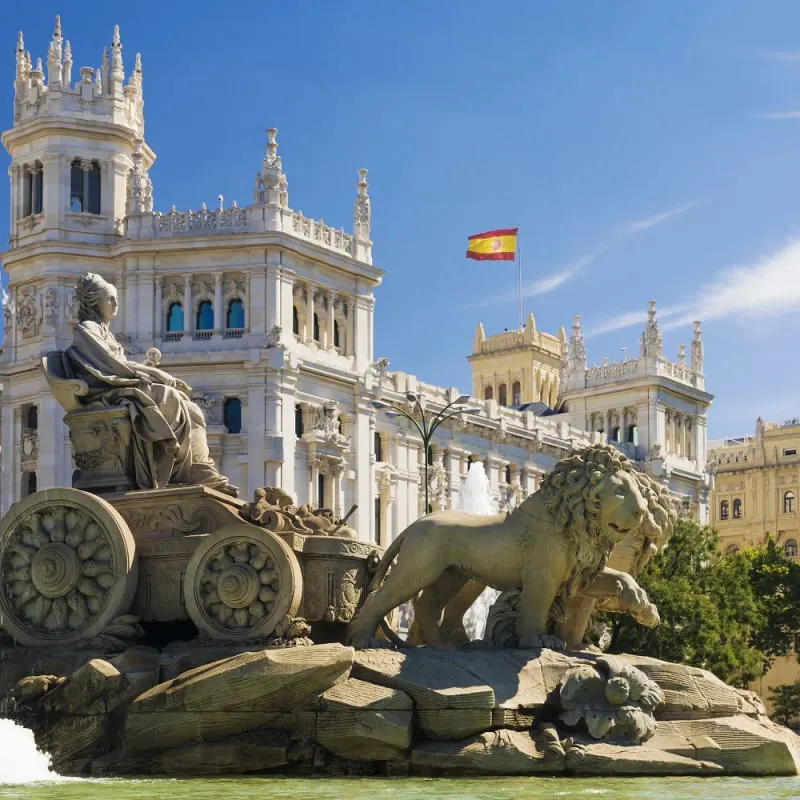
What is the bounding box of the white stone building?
[0,18,712,540]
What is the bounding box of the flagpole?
[517,224,522,330]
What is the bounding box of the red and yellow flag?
[466,227,518,261]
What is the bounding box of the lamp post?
[372,392,481,515]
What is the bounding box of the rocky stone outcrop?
[5,642,800,778]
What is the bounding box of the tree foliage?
[768,683,800,727]
[603,520,800,688]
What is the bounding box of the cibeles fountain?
[1,274,799,778]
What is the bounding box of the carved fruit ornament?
[183,523,302,641]
[0,488,137,646]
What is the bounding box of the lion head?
[532,445,650,599]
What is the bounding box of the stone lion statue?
[347,445,664,650]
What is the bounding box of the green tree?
[605,519,765,687]
[768,682,800,727]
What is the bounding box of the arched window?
[374,432,383,462]
[292,306,300,335]
[226,298,245,330]
[223,398,242,434]
[295,404,304,437]
[484,386,493,401]
[22,471,37,498]
[498,384,507,407]
[611,427,621,442]
[333,320,341,349]
[24,404,38,431]
[785,491,796,514]
[505,465,512,484]
[733,498,742,519]
[512,381,521,407]
[317,473,326,507]
[70,159,101,214]
[785,539,799,558]
[313,313,321,342]
[196,300,214,331]
[166,302,184,333]
[720,500,729,520]
[22,162,43,217]
[726,543,740,554]
[627,425,638,445]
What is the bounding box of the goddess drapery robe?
[67,320,229,492]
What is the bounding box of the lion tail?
[367,528,414,649]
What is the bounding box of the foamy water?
[457,463,502,640]
[0,718,63,784]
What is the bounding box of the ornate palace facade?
[0,18,712,541]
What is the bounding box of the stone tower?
[1,18,154,499]
[468,313,567,408]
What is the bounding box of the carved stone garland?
[0,488,137,646]
[183,523,302,641]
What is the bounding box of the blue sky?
[4,2,800,439]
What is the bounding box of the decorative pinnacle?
[266,128,278,160]
[357,168,368,194]
[64,40,72,61]
[647,299,656,321]
[112,24,120,45]
[34,57,43,73]
[53,15,62,40]
[17,30,24,53]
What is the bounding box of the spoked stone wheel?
[0,488,138,646]
[184,523,302,641]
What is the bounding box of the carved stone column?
[214,272,223,334]
[326,291,335,350]
[307,287,315,343]
[182,274,192,340]
[154,276,163,341]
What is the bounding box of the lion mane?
[532,444,637,610]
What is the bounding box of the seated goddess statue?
[65,273,238,496]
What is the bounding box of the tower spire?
[15,31,27,81]
[127,52,143,94]
[63,40,72,87]
[109,25,124,93]
[101,46,109,94]
[47,15,63,88]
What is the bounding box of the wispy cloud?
[757,51,800,62]
[619,202,697,235]
[755,110,800,120]
[587,239,800,337]
[472,201,695,309]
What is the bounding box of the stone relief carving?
[315,400,350,447]
[17,287,42,338]
[223,277,246,299]
[266,325,283,348]
[3,296,14,336]
[44,288,58,326]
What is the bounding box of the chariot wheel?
[0,488,138,646]
[184,523,302,641]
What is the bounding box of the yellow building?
[469,312,566,408]
[708,417,800,703]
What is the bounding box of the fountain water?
[457,462,502,640]
[0,718,62,783]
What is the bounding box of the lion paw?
[519,634,565,651]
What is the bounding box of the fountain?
[0,718,60,783]
[457,462,502,640]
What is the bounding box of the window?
[498,383,507,407]
[313,313,320,342]
[733,498,742,519]
[611,427,621,442]
[627,425,638,445]
[22,404,38,431]
[785,491,796,514]
[22,163,43,217]
[720,500,729,520]
[374,432,383,462]
[223,398,242,434]
[333,320,341,349]
[505,465,512,484]
[484,386,493,400]
[726,543,740,554]
[227,298,245,330]
[22,471,37,498]
[292,306,300,335]
[70,159,101,214]
[317,473,325,507]
[295,404,304,437]
[196,300,213,331]
[166,302,184,333]
[512,381,521,407]
[785,539,799,558]
[374,497,382,544]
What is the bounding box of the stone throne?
[40,351,134,494]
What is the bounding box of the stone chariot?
[0,351,380,648]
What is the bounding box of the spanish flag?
[466,228,518,261]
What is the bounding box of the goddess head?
[75,273,119,325]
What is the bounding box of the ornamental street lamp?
[372,392,481,515]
